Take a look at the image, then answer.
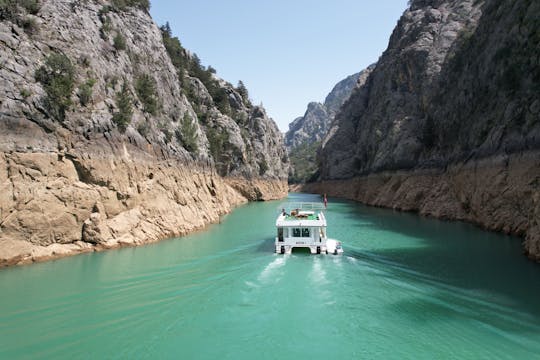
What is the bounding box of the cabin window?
[278,228,284,242]
[284,228,289,237]
[301,228,310,238]
[292,228,301,237]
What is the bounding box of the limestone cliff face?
[0,0,288,266]
[285,102,328,151]
[315,0,540,259]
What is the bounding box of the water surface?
[1,193,540,359]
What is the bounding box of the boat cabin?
[275,203,328,254]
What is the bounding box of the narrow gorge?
[0,0,288,266]
[298,0,540,260]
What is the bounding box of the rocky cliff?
[0,0,288,266]
[285,68,374,150]
[286,67,374,183]
[310,0,540,259]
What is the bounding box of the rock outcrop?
[0,0,288,266]
[311,0,540,259]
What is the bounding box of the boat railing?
[277,202,326,213]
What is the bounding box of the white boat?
[275,202,343,255]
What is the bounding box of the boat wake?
[257,256,288,284]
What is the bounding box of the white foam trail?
[309,257,333,304]
[310,257,329,286]
[257,256,287,283]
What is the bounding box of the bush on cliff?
[207,126,229,163]
[135,74,159,115]
[78,78,96,107]
[35,52,75,121]
[0,0,40,21]
[112,83,133,132]
[113,32,127,51]
[175,114,198,154]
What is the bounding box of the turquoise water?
[1,193,540,359]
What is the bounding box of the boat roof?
[275,212,326,227]
[277,202,326,213]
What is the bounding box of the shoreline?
[0,150,288,268]
[299,151,540,261]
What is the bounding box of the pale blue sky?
[150,1,409,131]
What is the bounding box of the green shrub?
[236,80,249,103]
[19,0,39,14]
[0,0,40,21]
[99,13,112,40]
[0,0,18,21]
[207,126,229,161]
[19,88,31,98]
[135,73,158,115]
[113,32,127,51]
[112,83,133,132]
[78,78,96,106]
[175,114,198,153]
[288,140,320,184]
[21,16,38,35]
[35,52,75,121]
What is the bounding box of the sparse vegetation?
[21,16,38,35]
[288,141,320,184]
[137,121,149,137]
[78,78,96,106]
[162,128,172,143]
[175,114,198,154]
[207,126,229,162]
[112,82,133,132]
[258,159,268,176]
[19,88,31,98]
[113,32,127,51]
[160,21,247,117]
[34,52,75,121]
[135,73,158,115]
[0,0,40,21]
[98,8,112,40]
[110,0,150,12]
[236,80,250,104]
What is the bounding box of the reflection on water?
[1,193,540,359]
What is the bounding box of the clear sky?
[150,1,409,132]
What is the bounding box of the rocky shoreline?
[0,150,287,268]
[301,151,540,261]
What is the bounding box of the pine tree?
[236,80,249,102]
[112,83,133,132]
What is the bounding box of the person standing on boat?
[323,193,328,209]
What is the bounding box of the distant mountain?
[285,67,374,150]
[285,66,374,183]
